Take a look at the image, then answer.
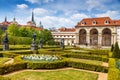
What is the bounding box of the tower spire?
[5,16,7,22]
[32,9,34,22]
[13,16,16,22]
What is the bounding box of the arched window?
[102,28,111,46]
[104,20,109,24]
[79,29,86,44]
[90,29,98,46]
[92,20,97,25]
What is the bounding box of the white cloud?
[95,10,120,19]
[35,16,75,28]
[86,0,104,11]
[70,13,90,21]
[17,4,28,9]
[34,8,49,16]
[25,0,54,4]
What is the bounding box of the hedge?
[62,54,109,62]
[0,52,18,58]
[7,36,32,45]
[68,61,108,73]
[0,75,11,80]
[0,62,27,75]
[27,60,67,69]
[108,58,120,80]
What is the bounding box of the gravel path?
[3,68,107,80]
[4,58,14,64]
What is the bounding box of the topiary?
[112,42,120,58]
[111,44,114,52]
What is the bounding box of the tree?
[113,42,120,58]
[19,27,29,37]
[38,29,54,44]
[7,24,19,36]
[0,28,4,35]
[111,44,114,52]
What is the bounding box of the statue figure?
[31,33,38,51]
[3,32,9,43]
[32,33,36,44]
[2,32,9,50]
[60,38,65,49]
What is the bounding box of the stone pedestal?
[31,43,38,50]
[3,43,9,51]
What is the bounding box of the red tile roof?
[59,27,75,32]
[1,21,10,25]
[75,17,120,27]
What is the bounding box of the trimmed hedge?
[0,75,11,80]
[27,60,67,69]
[68,61,108,73]
[0,52,18,58]
[108,58,120,80]
[0,62,27,75]
[62,54,109,62]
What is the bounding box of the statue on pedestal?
[31,33,38,50]
[2,32,9,50]
[60,38,65,49]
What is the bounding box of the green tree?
[38,29,54,44]
[113,42,120,58]
[0,28,4,35]
[7,24,19,36]
[19,27,29,37]
[111,44,114,52]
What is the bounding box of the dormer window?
[81,21,86,25]
[92,20,97,25]
[104,20,109,24]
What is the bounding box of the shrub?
[8,36,32,45]
[113,42,120,58]
[0,75,11,80]
[111,44,114,52]
[68,61,108,73]
[0,62,27,75]
[108,58,120,80]
[62,54,108,62]
[27,60,67,69]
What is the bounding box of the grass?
[0,57,11,65]
[68,58,102,65]
[7,69,98,80]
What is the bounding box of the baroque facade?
[52,17,120,47]
[51,27,76,45]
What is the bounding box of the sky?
[0,0,120,29]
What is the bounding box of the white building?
[51,27,76,45]
[51,17,120,47]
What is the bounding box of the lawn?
[0,57,11,65]
[7,69,98,80]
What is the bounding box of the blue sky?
[0,0,120,29]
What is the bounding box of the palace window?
[104,20,109,24]
[92,20,97,25]
[81,21,86,25]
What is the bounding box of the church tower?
[27,10,36,26]
[39,21,43,29]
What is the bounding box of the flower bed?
[22,54,62,62]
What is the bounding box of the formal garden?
[0,24,120,80]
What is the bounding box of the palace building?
[52,17,120,47]
[51,27,76,45]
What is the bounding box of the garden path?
[3,68,107,80]
[102,62,108,67]
[4,58,14,64]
